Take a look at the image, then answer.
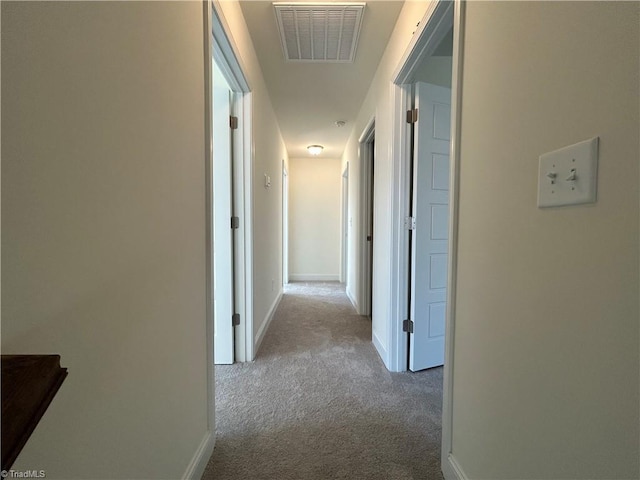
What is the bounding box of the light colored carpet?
[202,282,444,480]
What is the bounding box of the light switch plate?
[537,137,599,208]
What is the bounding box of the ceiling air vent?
[274,2,366,63]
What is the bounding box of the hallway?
[203,282,444,479]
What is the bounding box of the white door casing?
[409,82,451,372]
[358,119,375,317]
[364,142,374,317]
[213,61,234,365]
[282,161,289,285]
[388,0,463,474]
[341,164,349,284]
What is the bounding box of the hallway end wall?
[289,157,342,281]
[215,1,289,356]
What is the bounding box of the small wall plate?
[537,137,599,208]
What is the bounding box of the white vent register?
[274,2,365,62]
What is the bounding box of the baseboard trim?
[441,453,468,480]
[289,274,340,281]
[346,287,359,311]
[254,289,283,357]
[181,430,214,480]
[372,330,390,369]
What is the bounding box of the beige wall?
[452,2,639,477]
[2,2,209,478]
[289,157,342,280]
[215,1,289,346]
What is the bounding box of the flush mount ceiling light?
[307,145,324,155]
[274,2,366,63]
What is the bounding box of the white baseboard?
[181,430,214,480]
[346,287,359,311]
[254,289,283,357]
[372,330,390,370]
[289,274,340,281]
[441,453,468,480]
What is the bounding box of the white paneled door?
[213,61,234,364]
[409,82,451,372]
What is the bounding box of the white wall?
[343,0,639,476]
[214,1,289,352]
[1,2,210,478]
[342,1,434,366]
[289,157,342,281]
[450,2,639,477]
[413,55,452,87]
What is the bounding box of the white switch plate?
[537,137,599,208]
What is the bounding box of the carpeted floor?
[202,282,444,480]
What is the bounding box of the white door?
[213,61,234,364]
[409,82,451,372]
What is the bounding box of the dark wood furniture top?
[2,355,68,470]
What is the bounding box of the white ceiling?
[239,0,404,158]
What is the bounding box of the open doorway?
[212,58,236,365]
[390,1,455,371]
[359,120,375,318]
[406,28,455,371]
[390,1,463,477]
[212,4,254,364]
[282,160,289,286]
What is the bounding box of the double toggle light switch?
[537,137,599,208]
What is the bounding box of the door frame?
[282,160,289,286]
[358,118,375,316]
[389,0,455,372]
[389,0,465,477]
[212,57,235,365]
[341,163,349,285]
[212,1,254,363]
[202,1,215,468]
